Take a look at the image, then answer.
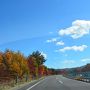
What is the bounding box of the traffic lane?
[30,76,70,90]
[56,75,90,90]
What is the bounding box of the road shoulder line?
[26,78,45,90]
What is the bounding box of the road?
[17,75,90,90]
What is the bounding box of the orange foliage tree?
[27,56,38,78]
[3,50,29,79]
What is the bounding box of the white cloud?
[62,60,75,64]
[58,45,88,52]
[81,58,90,62]
[59,20,90,39]
[41,52,47,59]
[46,38,57,43]
[56,41,64,46]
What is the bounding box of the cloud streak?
[46,37,65,46]
[57,45,88,52]
[56,41,64,46]
[46,38,57,43]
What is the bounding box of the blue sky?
[0,0,90,69]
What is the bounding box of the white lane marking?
[59,80,63,84]
[26,79,45,90]
[56,78,63,84]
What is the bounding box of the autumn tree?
[43,66,49,76]
[38,65,45,76]
[30,51,46,77]
[27,56,38,79]
[3,50,29,80]
[0,52,6,77]
[3,50,13,70]
[30,51,46,66]
[0,52,3,68]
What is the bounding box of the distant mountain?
[59,63,90,75]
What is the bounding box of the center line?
[26,79,45,90]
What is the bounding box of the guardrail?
[80,78,90,83]
[64,75,90,83]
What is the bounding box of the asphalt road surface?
[17,75,90,90]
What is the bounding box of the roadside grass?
[0,77,45,90]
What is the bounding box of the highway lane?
[17,75,90,90]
